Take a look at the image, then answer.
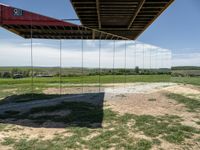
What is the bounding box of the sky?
[0,0,199,67]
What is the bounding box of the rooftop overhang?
[0,0,174,40]
[0,4,128,40]
[71,0,174,40]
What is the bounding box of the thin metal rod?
[134,41,136,70]
[161,49,163,69]
[124,40,127,85]
[30,25,33,98]
[59,39,62,95]
[81,38,84,94]
[143,43,145,70]
[98,39,101,93]
[113,40,115,92]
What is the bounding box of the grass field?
[0,75,199,100]
[0,73,200,149]
[171,77,200,86]
[0,75,172,85]
[0,95,200,150]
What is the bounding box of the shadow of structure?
[0,93,104,128]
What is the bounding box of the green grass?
[0,102,153,150]
[1,137,16,146]
[171,77,200,86]
[0,75,199,88]
[0,124,7,132]
[148,98,156,101]
[0,74,172,101]
[1,101,199,149]
[132,115,199,144]
[0,75,199,101]
[0,93,61,105]
[167,93,200,112]
[0,75,171,85]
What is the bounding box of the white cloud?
[172,53,200,66]
[0,40,172,69]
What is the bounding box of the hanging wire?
[124,40,127,88]
[81,38,84,94]
[30,24,33,99]
[113,40,116,93]
[161,49,163,69]
[98,39,101,93]
[59,39,62,95]
[134,41,137,72]
[143,43,145,71]
[154,48,156,70]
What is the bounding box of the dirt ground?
[0,82,200,150]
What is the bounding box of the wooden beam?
[128,0,145,29]
[134,0,174,39]
[96,0,101,29]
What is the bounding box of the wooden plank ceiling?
[0,4,128,40]
[71,0,174,40]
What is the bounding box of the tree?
[2,72,11,78]
[135,66,139,74]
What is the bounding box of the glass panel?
[61,40,82,94]
[0,28,32,101]
[32,39,60,96]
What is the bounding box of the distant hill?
[172,66,200,70]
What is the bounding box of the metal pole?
[143,43,145,71]
[30,25,33,99]
[135,41,137,71]
[113,40,115,93]
[81,38,84,94]
[124,40,127,87]
[98,39,101,93]
[59,39,62,95]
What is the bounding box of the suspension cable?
[134,41,136,71]
[113,40,116,93]
[124,40,127,87]
[81,38,84,94]
[143,43,145,70]
[59,39,62,95]
[30,24,33,99]
[98,39,101,93]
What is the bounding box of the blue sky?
[0,0,199,66]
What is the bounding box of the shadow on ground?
[0,93,104,128]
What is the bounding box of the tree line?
[0,67,171,78]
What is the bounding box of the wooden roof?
[0,4,128,40]
[71,0,174,40]
[0,0,174,40]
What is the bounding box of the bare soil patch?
[163,84,200,100]
[0,83,200,150]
